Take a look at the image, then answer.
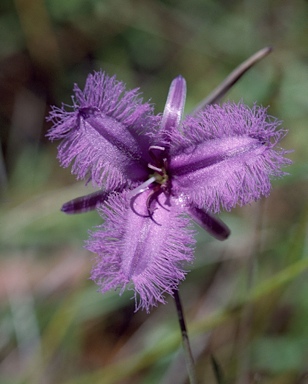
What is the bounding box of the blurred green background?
[0,0,307,383]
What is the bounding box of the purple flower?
[47,71,291,312]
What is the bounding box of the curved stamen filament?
[148,163,163,173]
[149,145,166,164]
[149,145,165,154]
[127,176,156,199]
[129,194,152,219]
[146,188,163,226]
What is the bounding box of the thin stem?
[173,290,197,384]
[192,46,272,114]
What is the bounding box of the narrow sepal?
[61,190,112,214]
[87,190,195,312]
[158,76,186,146]
[188,205,230,240]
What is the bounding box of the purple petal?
[87,190,195,312]
[47,71,157,188]
[158,76,186,145]
[169,103,292,213]
[188,205,230,240]
[61,190,112,214]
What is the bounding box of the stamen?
[149,145,166,162]
[149,145,165,153]
[148,163,163,173]
[127,176,156,199]
[163,157,168,171]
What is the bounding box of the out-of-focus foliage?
[0,0,307,383]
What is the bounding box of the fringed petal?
[47,71,158,188]
[87,190,195,313]
[169,103,292,213]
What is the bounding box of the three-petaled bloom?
[47,71,291,312]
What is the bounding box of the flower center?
[127,146,169,199]
[150,169,169,186]
[148,145,169,186]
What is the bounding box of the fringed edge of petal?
[55,130,130,189]
[46,70,158,141]
[87,192,196,312]
[190,147,292,213]
[170,102,288,152]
